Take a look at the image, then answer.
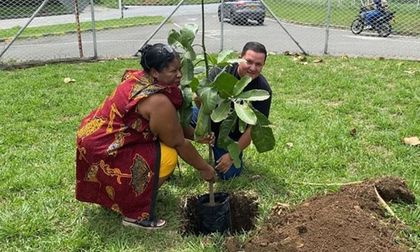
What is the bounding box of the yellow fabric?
[159,142,177,178]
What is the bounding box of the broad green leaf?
[207,54,218,66]
[197,78,210,93]
[179,87,193,127]
[208,66,223,82]
[217,50,234,64]
[182,86,193,105]
[227,58,242,64]
[168,29,181,46]
[183,23,198,36]
[181,58,194,87]
[234,102,257,125]
[212,72,237,99]
[237,89,270,101]
[201,87,219,114]
[238,119,247,133]
[233,76,252,96]
[183,45,196,61]
[210,100,231,123]
[180,24,198,48]
[217,113,237,149]
[190,77,199,92]
[194,109,210,139]
[195,54,205,61]
[251,110,275,153]
[227,142,241,168]
[194,66,206,74]
[253,109,271,125]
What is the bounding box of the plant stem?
[200,0,213,167]
[201,0,209,79]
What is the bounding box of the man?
[364,0,386,28]
[207,41,272,180]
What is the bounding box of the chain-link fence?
[1,0,420,66]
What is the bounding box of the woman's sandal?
[122,217,166,230]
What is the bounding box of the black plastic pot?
[196,192,231,235]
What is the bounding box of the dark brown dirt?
[226,177,416,252]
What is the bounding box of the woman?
[75,43,215,230]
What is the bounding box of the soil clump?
[228,177,416,252]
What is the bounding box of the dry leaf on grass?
[313,58,323,63]
[64,77,76,84]
[293,55,307,62]
[286,142,294,148]
[350,128,357,137]
[403,70,416,75]
[403,136,420,146]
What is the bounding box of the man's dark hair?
[241,41,267,61]
[139,43,179,73]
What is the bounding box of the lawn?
[0,16,164,41]
[0,55,419,251]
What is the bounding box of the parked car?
[218,0,266,25]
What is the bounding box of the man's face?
[237,50,266,80]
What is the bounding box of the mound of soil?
[227,177,415,252]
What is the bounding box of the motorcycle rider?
[363,0,387,29]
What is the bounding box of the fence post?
[119,0,124,19]
[220,0,225,51]
[74,0,84,58]
[90,0,98,58]
[323,0,332,55]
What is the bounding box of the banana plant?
[168,24,275,167]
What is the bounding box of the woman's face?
[151,58,182,85]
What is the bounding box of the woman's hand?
[199,164,216,183]
[215,153,234,174]
[196,132,215,145]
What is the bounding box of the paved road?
[1,4,420,63]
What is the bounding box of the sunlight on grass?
[0,55,418,251]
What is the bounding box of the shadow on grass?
[81,185,180,234]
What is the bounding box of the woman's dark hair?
[241,41,267,61]
[139,43,179,73]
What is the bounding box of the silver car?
[218,0,266,25]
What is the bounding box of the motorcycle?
[351,6,395,37]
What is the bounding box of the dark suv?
[218,0,266,25]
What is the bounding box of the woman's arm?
[138,94,215,182]
[183,125,194,141]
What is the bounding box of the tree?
[167,2,275,166]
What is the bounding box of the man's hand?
[215,153,234,173]
[196,132,215,145]
[193,93,202,108]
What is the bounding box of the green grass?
[0,3,69,19]
[0,55,419,251]
[0,16,164,41]
[97,0,220,8]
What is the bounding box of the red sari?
[75,70,182,220]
